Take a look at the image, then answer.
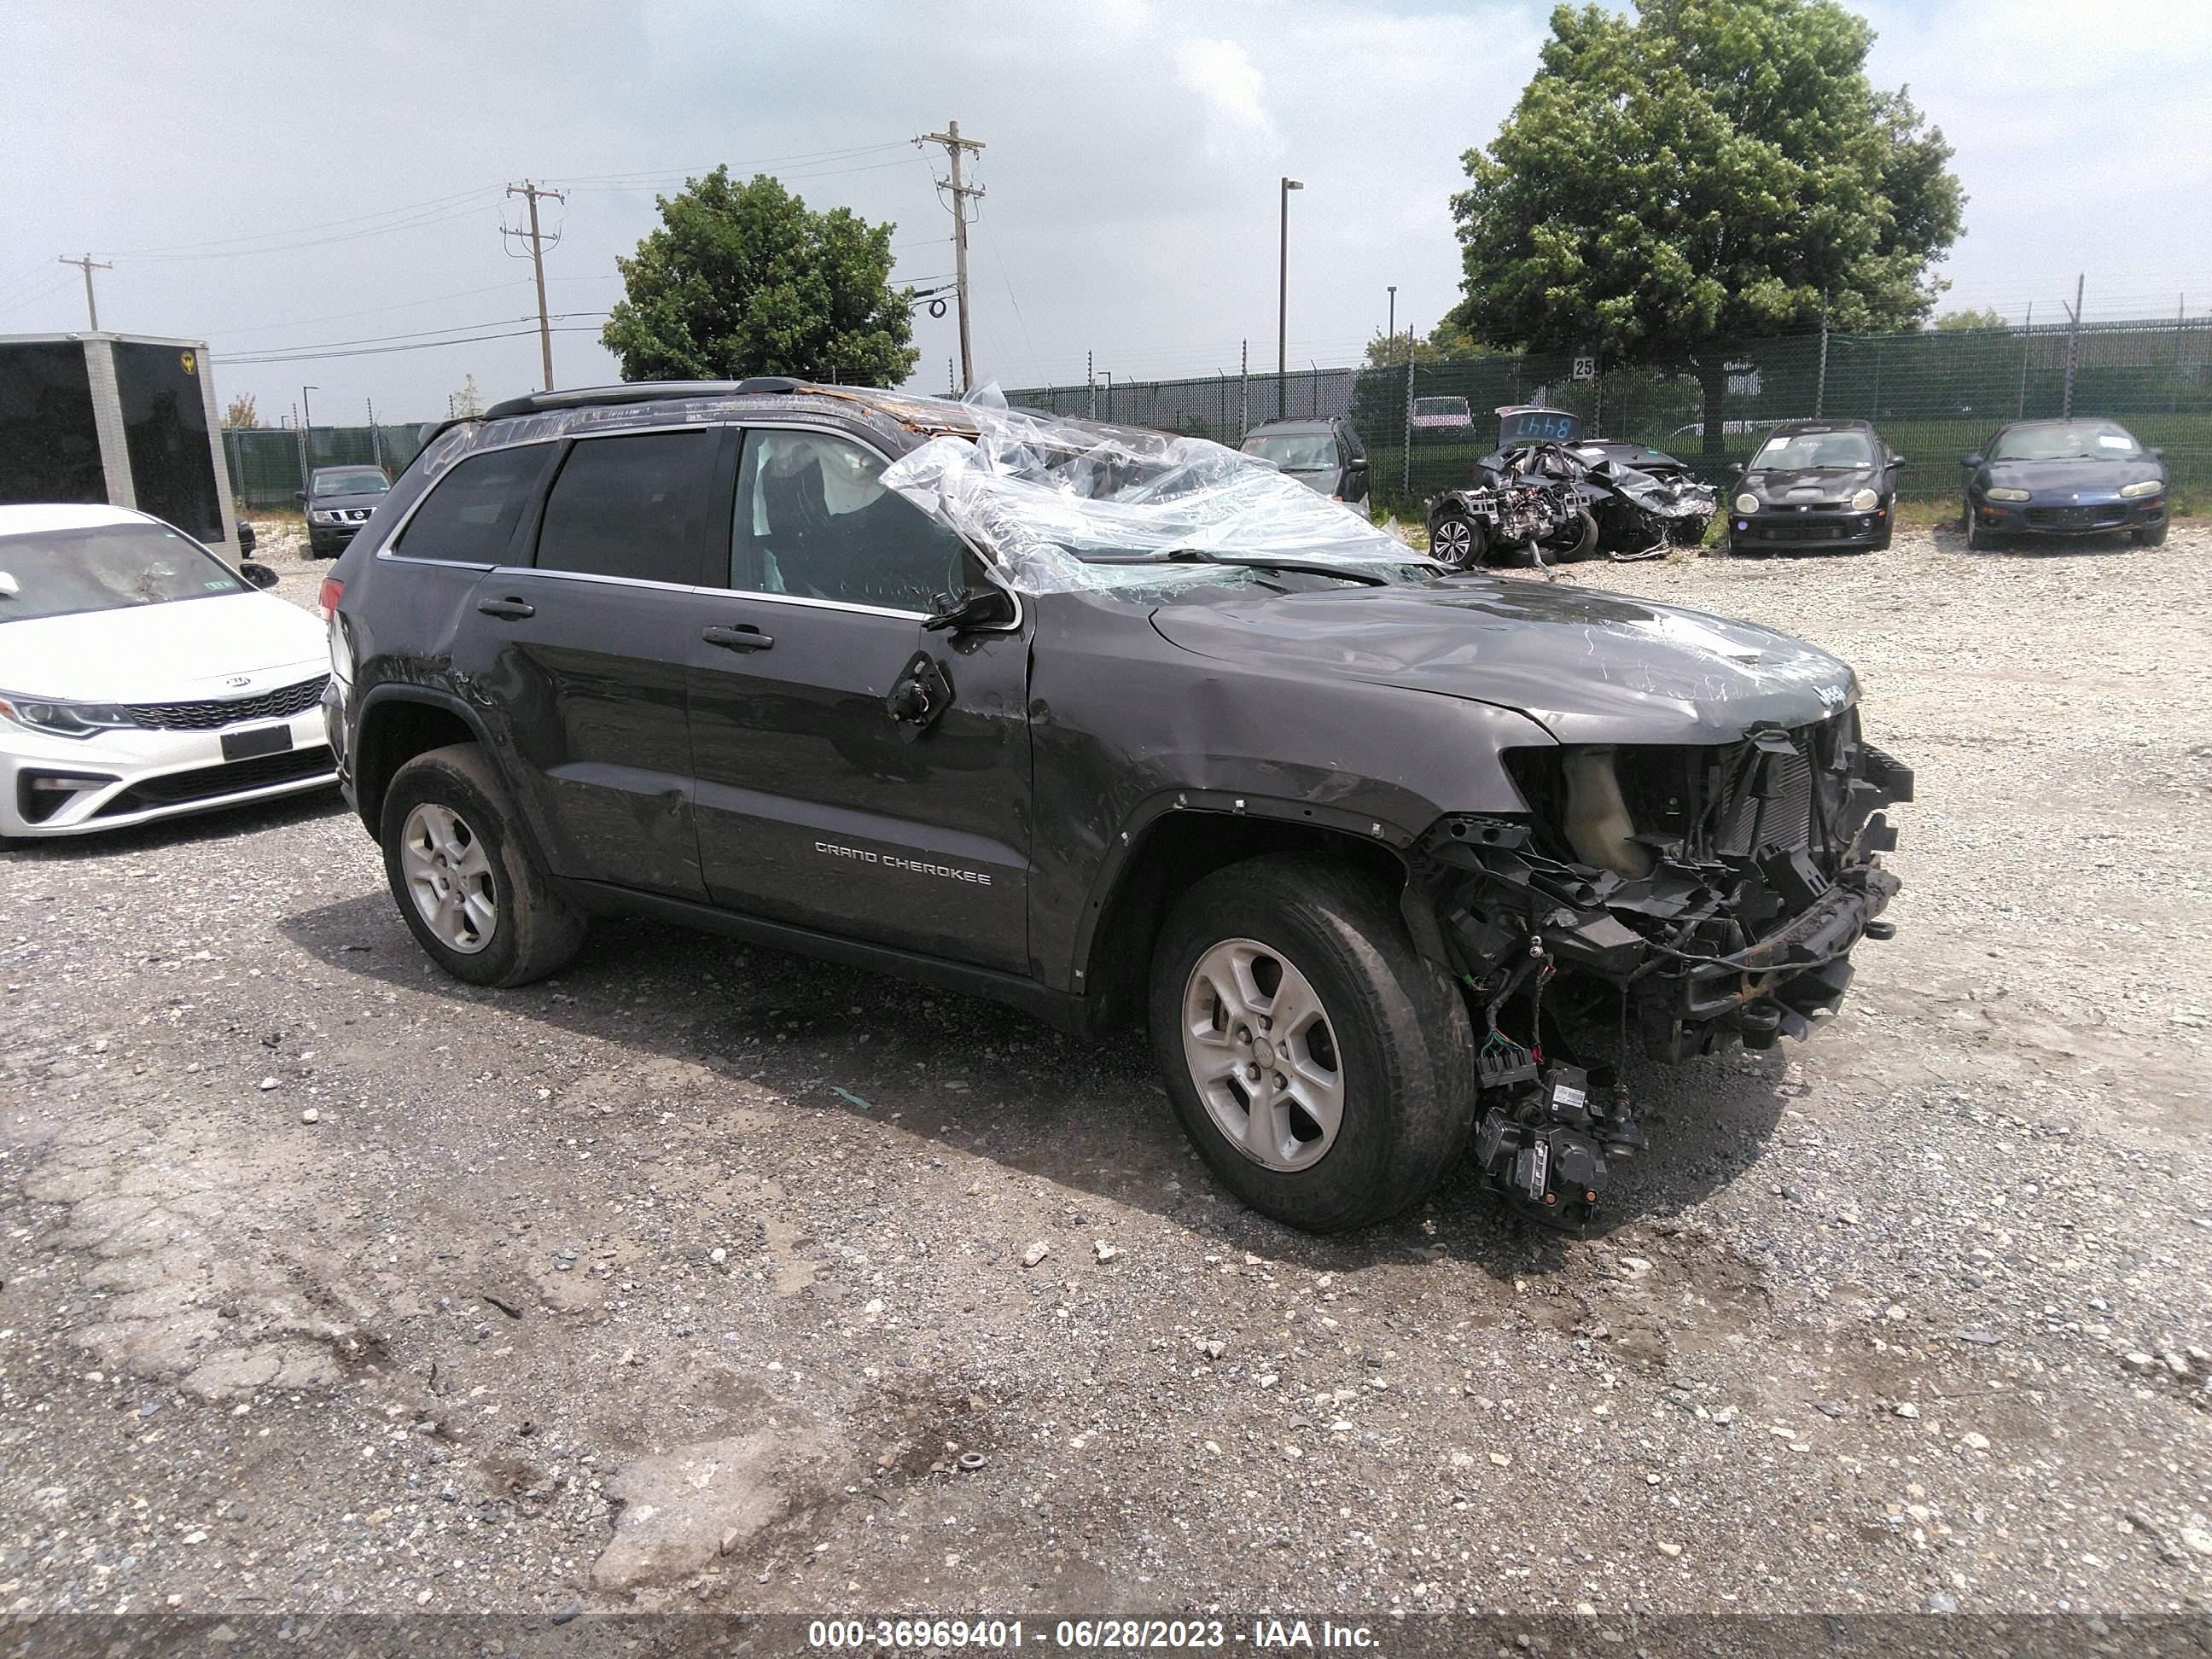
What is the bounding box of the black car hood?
[1982,457,2160,496]
[1744,465,1878,500]
[1150,577,1856,745]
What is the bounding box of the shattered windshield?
[881,393,1433,596]
[1241,433,1338,471]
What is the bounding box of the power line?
[218,323,609,367]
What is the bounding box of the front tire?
[380,742,584,987]
[1428,509,1484,570]
[1148,856,1476,1232]
[2132,521,2168,546]
[1965,503,1997,550]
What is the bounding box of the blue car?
[1960,419,2168,550]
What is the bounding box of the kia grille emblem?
[225,676,251,688]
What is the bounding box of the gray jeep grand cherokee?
[319,381,1912,1233]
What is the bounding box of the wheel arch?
[352,687,492,837]
[1072,798,1414,1035]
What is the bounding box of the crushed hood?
[1149,577,1857,744]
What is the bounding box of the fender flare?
[1064,786,1421,993]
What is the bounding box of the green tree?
[1933,306,2009,331]
[602,168,919,387]
[451,374,484,417]
[1359,319,1491,370]
[223,393,259,429]
[1447,0,1965,455]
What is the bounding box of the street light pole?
[1278,177,1302,420]
[300,385,317,490]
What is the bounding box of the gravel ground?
[2,523,2208,1622]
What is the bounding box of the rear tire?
[1542,509,1599,564]
[1148,855,1477,1232]
[380,742,584,987]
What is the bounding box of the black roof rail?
[482,380,813,420]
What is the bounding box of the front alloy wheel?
[399,802,497,954]
[1148,854,1478,1231]
[1181,938,1344,1170]
[1429,510,1481,569]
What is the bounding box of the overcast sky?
[4,0,2207,424]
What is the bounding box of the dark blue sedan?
[1960,419,2168,549]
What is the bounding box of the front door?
[685,425,1031,973]
[451,426,722,899]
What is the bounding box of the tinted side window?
[393,444,552,563]
[729,429,968,612]
[535,430,713,584]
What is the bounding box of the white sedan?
[0,504,336,840]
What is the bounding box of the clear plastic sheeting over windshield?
[879,400,1419,594]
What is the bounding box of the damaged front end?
[1411,710,1914,1228]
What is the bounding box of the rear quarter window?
[391,442,554,563]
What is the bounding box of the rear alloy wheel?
[1149,855,1476,1232]
[1429,509,1484,570]
[381,742,584,987]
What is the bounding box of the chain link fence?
[222,424,435,509]
[1006,314,2211,520]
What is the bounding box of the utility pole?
[2061,272,2084,418]
[59,253,112,330]
[915,121,985,393]
[1278,178,1303,418]
[504,181,568,393]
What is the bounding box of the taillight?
[316,577,344,622]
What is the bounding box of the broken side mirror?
[923,585,1016,633]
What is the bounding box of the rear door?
[447,425,724,899]
[684,424,1033,972]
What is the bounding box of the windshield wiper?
[1076,548,1400,586]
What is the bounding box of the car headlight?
[1733,493,1760,515]
[1849,487,1879,512]
[1985,486,2030,503]
[2119,480,2163,499]
[310,509,340,524]
[0,692,142,739]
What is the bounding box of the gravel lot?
[3,523,2208,1623]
